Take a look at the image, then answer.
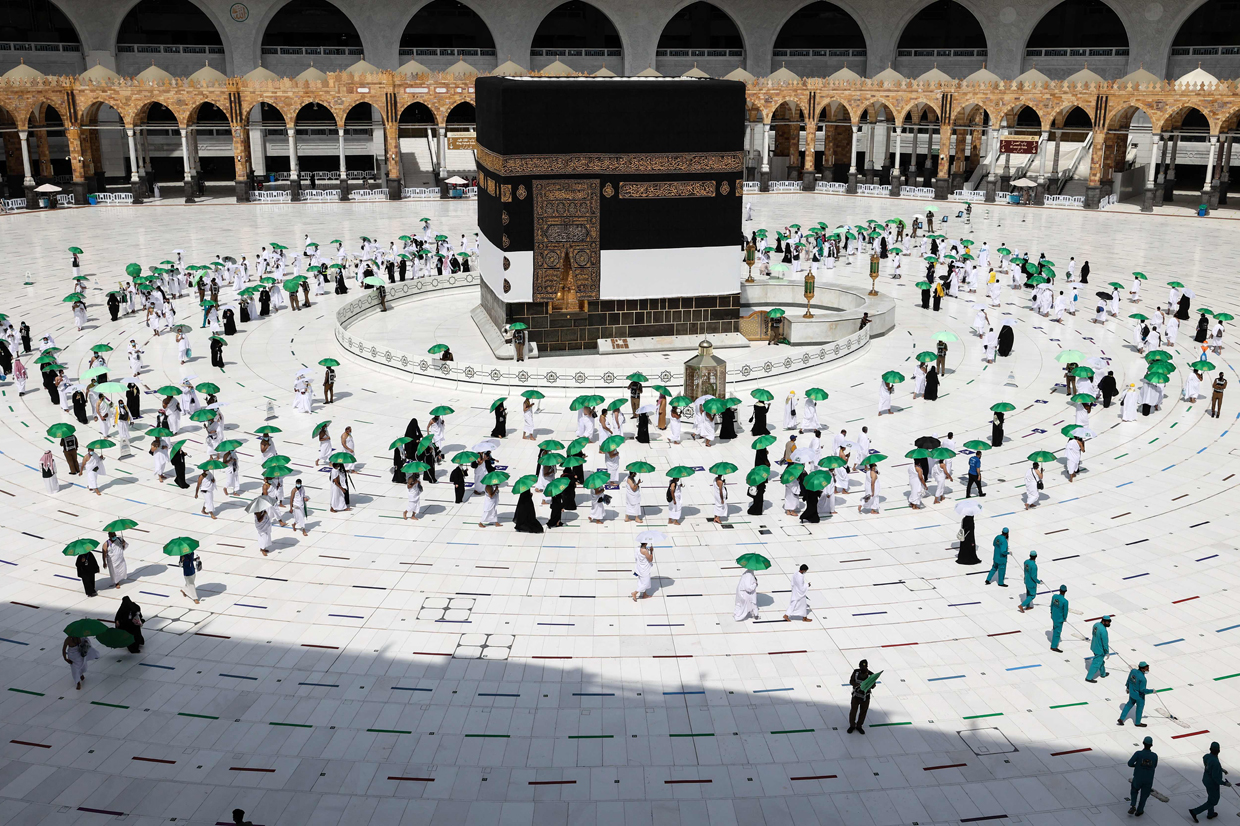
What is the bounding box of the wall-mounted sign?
[448,134,476,151]
[1000,138,1039,155]
[230,3,248,22]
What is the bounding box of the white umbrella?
[1011,177,1037,188]
[693,394,715,407]
[954,500,983,516]
[635,404,657,415]
[1000,318,1018,327]
[791,447,817,464]
[444,176,468,185]
[1182,288,1195,299]
[635,530,667,546]
[1073,428,1098,440]
[34,183,62,193]
[471,439,501,453]
[246,495,275,514]
[1085,356,1109,370]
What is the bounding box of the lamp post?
[869,253,880,296]
[744,242,756,283]
[803,273,815,318]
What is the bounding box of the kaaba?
[473,76,746,353]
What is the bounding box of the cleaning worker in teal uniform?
[1189,742,1230,822]
[1086,615,1111,682]
[1127,735,1157,816]
[1018,550,1042,612]
[985,527,1009,586]
[1049,585,1068,651]
[1118,661,1149,727]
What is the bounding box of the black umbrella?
[1095,291,1113,300]
[914,435,941,450]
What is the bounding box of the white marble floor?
[0,195,1237,826]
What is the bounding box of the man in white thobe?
[784,565,811,622]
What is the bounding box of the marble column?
[1202,135,1218,212]
[180,128,195,203]
[338,127,350,201]
[18,129,35,207]
[1141,133,1159,212]
[287,127,300,201]
[890,126,903,196]
[847,125,859,193]
[1219,134,1233,205]
[1163,133,1179,201]
[759,123,770,192]
[1034,129,1049,205]
[125,128,143,203]
[984,126,999,203]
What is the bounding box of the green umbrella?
[736,553,771,571]
[626,461,655,474]
[215,439,244,452]
[997,247,1011,255]
[101,518,138,533]
[264,466,294,478]
[600,435,625,453]
[703,398,728,415]
[390,436,413,450]
[90,344,113,354]
[86,439,115,450]
[521,390,545,400]
[1061,424,1083,438]
[932,331,959,342]
[93,382,128,399]
[539,439,566,451]
[915,351,937,363]
[481,471,510,486]
[146,427,175,438]
[569,395,593,411]
[125,263,142,277]
[752,435,777,450]
[428,343,449,355]
[65,618,108,637]
[805,388,829,401]
[858,670,882,693]
[539,453,565,467]
[780,463,805,484]
[69,246,84,254]
[34,353,61,365]
[1069,393,1096,405]
[904,448,930,459]
[156,385,183,397]
[544,476,571,497]
[709,462,738,476]
[818,455,847,470]
[363,276,387,287]
[318,358,340,368]
[963,440,991,451]
[915,281,933,289]
[750,388,774,402]
[189,409,217,423]
[1054,350,1085,364]
[40,362,67,372]
[430,405,454,416]
[585,471,612,489]
[802,470,832,491]
[47,423,76,438]
[746,465,772,486]
[62,538,100,556]
[416,434,435,453]
[858,454,887,467]
[1107,282,1125,290]
[670,395,693,408]
[197,459,226,471]
[767,308,786,319]
[162,537,199,556]
[882,371,905,384]
[1147,361,1175,374]
[1027,451,1057,463]
[606,398,628,411]
[1070,366,1094,378]
[80,366,108,383]
[660,466,694,481]
[1143,372,1170,384]
[452,451,480,465]
[262,455,291,469]
[562,455,586,468]
[1214,313,1234,322]
[512,474,539,494]
[990,402,1016,413]
[770,263,790,274]
[929,447,956,461]
[1167,280,1185,289]
[1128,313,1148,322]
[1189,360,1216,371]
[489,397,507,412]
[1027,276,1047,286]
[1145,350,1173,363]
[194,382,221,395]
[626,372,648,382]
[567,437,590,455]
[96,628,136,649]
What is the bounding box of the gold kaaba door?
[533,179,600,311]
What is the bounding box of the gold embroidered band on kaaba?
[619,181,716,198]
[475,144,743,176]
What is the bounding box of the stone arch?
[531,1,625,58]
[400,0,496,51]
[772,1,869,55]
[1050,103,1093,129]
[0,0,83,46]
[657,1,746,53]
[813,99,854,124]
[763,96,807,124]
[1153,104,1213,135]
[240,100,291,129]
[134,99,187,128]
[897,99,941,125]
[257,0,364,74]
[894,0,989,53]
[399,101,439,127]
[1025,0,1129,49]
[294,100,345,129]
[1170,0,1240,49]
[187,99,233,127]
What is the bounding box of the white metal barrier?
[815,181,847,194]
[1044,194,1085,207]
[950,190,985,202]
[903,187,935,199]
[252,190,291,203]
[742,181,760,193]
[302,189,341,202]
[1099,193,1118,209]
[56,193,75,206]
[403,187,439,199]
[89,192,135,205]
[2,197,25,211]
[351,189,389,201]
[768,180,802,192]
[857,183,887,196]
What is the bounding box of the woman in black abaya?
[747,480,765,515]
[513,489,543,533]
[991,410,1005,447]
[392,448,407,483]
[491,401,507,439]
[924,367,939,401]
[636,411,651,443]
[956,515,979,564]
[749,401,768,436]
[559,468,577,511]
[720,405,738,440]
[997,324,1014,357]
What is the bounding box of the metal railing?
[768,180,802,192]
[742,181,760,192]
[260,46,364,56]
[857,183,887,195]
[1170,46,1240,56]
[252,190,291,203]
[350,189,389,201]
[116,44,225,54]
[1045,194,1085,206]
[402,187,440,199]
[950,189,985,201]
[903,187,935,198]
[896,48,987,57]
[655,49,744,58]
[815,181,847,193]
[88,192,134,205]
[2,197,27,211]
[400,48,497,57]
[0,40,81,52]
[1024,47,1129,57]
[301,189,340,201]
[773,49,867,58]
[529,48,621,57]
